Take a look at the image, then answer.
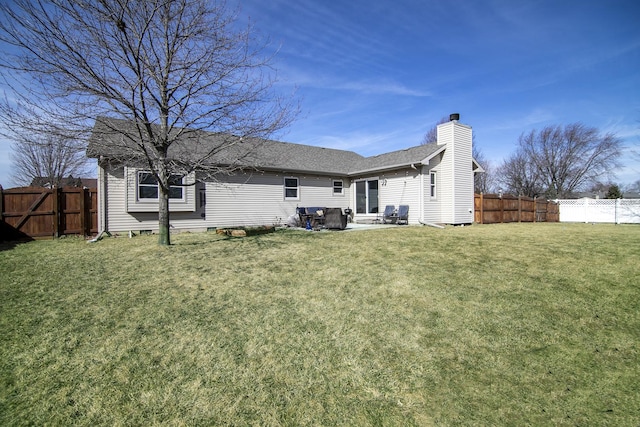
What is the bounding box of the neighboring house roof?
[86,117,449,176]
[30,176,97,188]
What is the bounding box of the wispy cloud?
[298,128,411,156]
[336,79,431,97]
[490,108,556,131]
[276,64,430,97]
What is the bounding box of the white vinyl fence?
[556,198,640,224]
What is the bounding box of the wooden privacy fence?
[475,193,559,224]
[0,186,98,240]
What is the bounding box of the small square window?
[333,180,343,195]
[284,177,299,200]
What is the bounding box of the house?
[30,176,97,189]
[87,114,483,233]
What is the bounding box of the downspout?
[88,157,108,243]
[419,220,445,229]
[418,163,424,224]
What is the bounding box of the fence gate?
[0,186,98,240]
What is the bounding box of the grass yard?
[1,223,639,426]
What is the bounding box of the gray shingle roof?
[349,144,443,174]
[87,117,441,176]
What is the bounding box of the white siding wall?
[436,120,474,224]
[102,166,351,232]
[379,168,420,224]
[104,165,204,232]
[206,172,350,228]
[436,124,455,223]
[451,124,474,223]
[422,155,443,224]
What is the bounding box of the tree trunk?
[158,184,171,245]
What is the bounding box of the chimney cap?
[449,113,460,121]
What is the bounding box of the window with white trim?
[430,171,437,199]
[333,180,343,195]
[284,177,299,200]
[137,172,184,200]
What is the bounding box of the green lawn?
[1,223,639,426]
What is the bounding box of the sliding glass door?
[355,179,379,214]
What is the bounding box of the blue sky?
[0,0,639,188]
[237,0,640,187]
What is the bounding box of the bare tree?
[10,131,91,187]
[421,116,450,145]
[495,151,544,197]
[627,179,640,193]
[472,145,495,194]
[0,0,297,245]
[517,123,621,198]
[0,102,91,186]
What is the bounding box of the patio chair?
[324,208,347,229]
[382,205,397,224]
[397,205,409,225]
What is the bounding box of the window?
[333,180,343,195]
[355,179,379,214]
[137,172,183,200]
[284,177,299,200]
[430,171,437,199]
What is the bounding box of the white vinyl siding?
[101,168,352,232]
[436,121,473,224]
[422,157,443,224]
[352,169,420,224]
[103,166,202,232]
[208,173,350,228]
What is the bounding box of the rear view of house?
[87,114,482,233]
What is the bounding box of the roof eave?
[421,145,447,166]
[258,166,350,176]
[472,159,484,173]
[347,162,424,176]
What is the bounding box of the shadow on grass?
[0,222,35,251]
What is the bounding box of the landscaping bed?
[215,225,276,237]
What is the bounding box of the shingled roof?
[87,117,442,176]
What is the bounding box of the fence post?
[518,196,521,222]
[480,192,484,224]
[53,187,60,238]
[0,185,3,226]
[80,187,87,236]
[584,198,589,223]
[533,196,537,223]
